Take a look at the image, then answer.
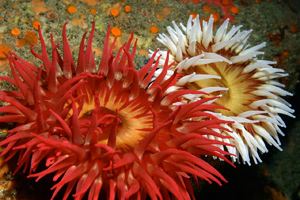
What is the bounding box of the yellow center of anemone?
[76,84,153,150]
[186,62,262,116]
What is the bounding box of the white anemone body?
[151,15,295,165]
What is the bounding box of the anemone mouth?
[69,79,154,151]
[185,62,263,116]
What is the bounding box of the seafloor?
[0,0,299,200]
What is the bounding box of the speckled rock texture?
[0,0,299,200]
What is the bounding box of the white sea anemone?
[150,15,295,165]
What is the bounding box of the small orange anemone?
[67,5,77,14]
[124,5,131,13]
[11,28,21,37]
[110,7,120,17]
[0,44,11,59]
[150,25,159,34]
[111,26,122,37]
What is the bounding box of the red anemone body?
[0,23,231,200]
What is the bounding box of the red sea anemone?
[0,23,232,199]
